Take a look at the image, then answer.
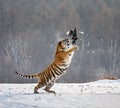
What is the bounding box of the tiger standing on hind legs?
[15,28,79,94]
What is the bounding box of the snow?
[0,80,120,108]
[78,31,84,34]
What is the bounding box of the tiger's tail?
[15,71,38,79]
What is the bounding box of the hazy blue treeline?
[0,0,120,83]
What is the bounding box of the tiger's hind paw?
[34,91,39,94]
[44,89,56,94]
[50,90,56,94]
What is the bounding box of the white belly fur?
[68,52,74,64]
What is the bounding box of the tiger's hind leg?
[34,82,44,94]
[44,82,56,94]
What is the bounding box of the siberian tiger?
[15,38,78,94]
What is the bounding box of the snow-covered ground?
[0,80,120,108]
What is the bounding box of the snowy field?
[0,80,120,108]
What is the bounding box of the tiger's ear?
[58,41,62,45]
[56,41,63,54]
[57,41,62,49]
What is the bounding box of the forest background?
[0,0,120,83]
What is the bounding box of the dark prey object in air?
[66,27,78,45]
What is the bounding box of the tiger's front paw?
[74,46,79,50]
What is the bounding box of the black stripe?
[51,67,56,78]
[28,75,30,78]
[15,71,18,74]
[52,65,61,75]
[40,74,45,84]
[54,63,68,72]
[43,72,47,83]
[55,70,61,75]
[46,73,49,82]
[53,63,63,72]
[53,64,62,74]
[51,65,57,74]
[49,67,56,78]
[44,72,49,83]
[47,68,52,80]
[62,63,68,67]
[47,69,52,80]
[52,64,62,75]
[31,75,34,79]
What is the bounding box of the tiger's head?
[57,38,76,52]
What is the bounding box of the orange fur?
[15,39,78,94]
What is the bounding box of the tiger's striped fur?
[15,38,78,94]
